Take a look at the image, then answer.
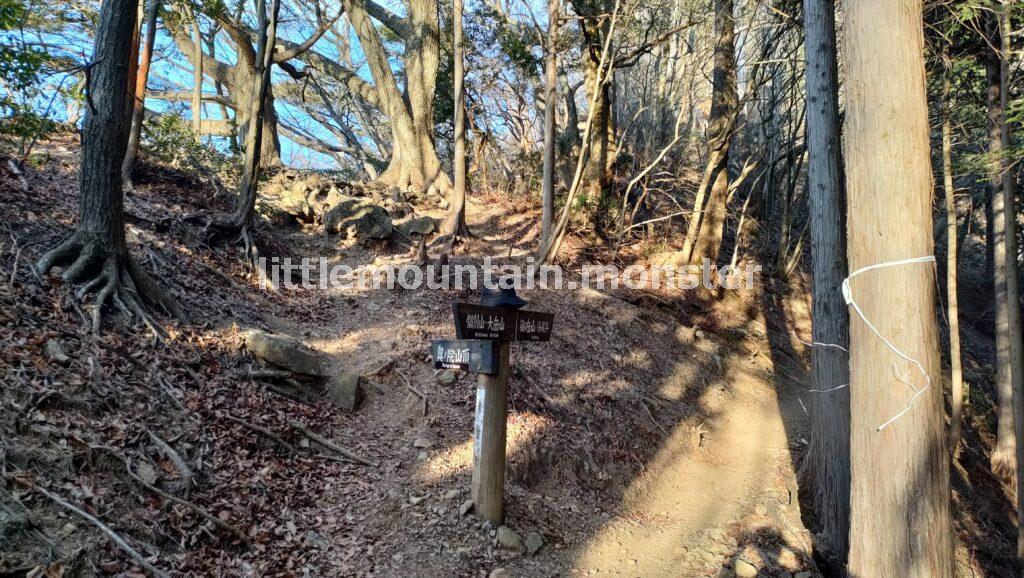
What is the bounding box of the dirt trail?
[573,361,808,576]
[253,196,818,577]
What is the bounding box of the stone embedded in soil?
[525,532,544,556]
[733,558,758,578]
[413,438,433,449]
[44,339,70,366]
[675,324,699,344]
[489,569,507,578]
[459,500,474,517]
[397,216,436,237]
[323,196,393,240]
[444,489,461,500]
[242,329,324,376]
[324,372,363,411]
[305,530,329,550]
[409,495,426,505]
[496,526,524,552]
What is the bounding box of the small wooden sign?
[430,339,499,374]
[452,303,555,342]
[452,303,517,341]
[514,310,554,342]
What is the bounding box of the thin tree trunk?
[535,0,621,265]
[540,0,559,247]
[941,45,964,457]
[844,0,953,575]
[687,0,737,267]
[572,0,615,227]
[800,0,849,564]
[189,7,203,135]
[226,0,280,264]
[998,7,1024,568]
[121,0,158,189]
[986,15,1020,482]
[442,0,468,237]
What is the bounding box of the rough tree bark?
[337,0,453,199]
[800,0,849,564]
[121,0,159,189]
[685,0,736,267]
[188,5,203,134]
[36,0,185,334]
[844,0,953,575]
[214,0,281,264]
[985,12,1022,482]
[540,0,560,247]
[441,0,469,237]
[571,0,615,228]
[998,7,1024,567]
[940,45,964,456]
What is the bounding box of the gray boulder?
[524,532,544,556]
[323,196,393,240]
[265,182,314,223]
[496,526,524,553]
[397,216,436,237]
[324,372,363,411]
[242,329,325,377]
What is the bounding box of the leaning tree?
[36,0,186,333]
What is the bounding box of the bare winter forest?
[1,0,1023,576]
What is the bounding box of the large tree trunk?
[844,0,953,575]
[77,0,136,258]
[345,0,451,197]
[231,63,281,168]
[986,14,1022,482]
[121,0,159,189]
[686,0,736,267]
[800,0,849,564]
[941,44,964,456]
[36,0,184,333]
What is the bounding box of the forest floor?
[0,134,1018,577]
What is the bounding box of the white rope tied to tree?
[798,256,937,431]
[843,255,937,431]
[795,337,850,393]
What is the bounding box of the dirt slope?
[4,137,1016,578]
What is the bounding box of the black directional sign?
[452,303,554,342]
[430,339,499,374]
[452,303,517,341]
[514,310,554,342]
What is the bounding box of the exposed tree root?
[439,209,472,241]
[201,217,263,270]
[36,233,187,336]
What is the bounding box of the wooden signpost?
[429,290,554,524]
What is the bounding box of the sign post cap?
[480,283,528,310]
